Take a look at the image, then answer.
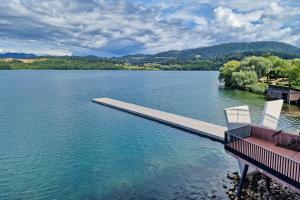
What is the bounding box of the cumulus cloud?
[0,0,299,56]
[211,1,300,45]
[214,7,262,28]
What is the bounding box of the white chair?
[224,100,284,176]
[260,100,283,130]
[224,105,251,130]
[224,105,255,175]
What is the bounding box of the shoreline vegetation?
[1,41,300,71]
[1,54,300,74]
[0,57,161,71]
[218,56,300,95]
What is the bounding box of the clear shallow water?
[0,70,300,200]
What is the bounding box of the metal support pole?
[266,176,271,191]
[237,164,249,199]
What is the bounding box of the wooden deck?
[225,130,300,192]
[245,137,300,164]
[92,98,226,143]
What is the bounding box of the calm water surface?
[1,71,300,200]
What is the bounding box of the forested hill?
[119,41,300,70]
[154,41,300,59]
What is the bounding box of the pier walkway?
[92,98,226,143]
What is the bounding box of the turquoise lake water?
[1,71,300,200]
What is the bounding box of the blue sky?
[0,0,300,57]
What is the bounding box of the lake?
[1,70,299,199]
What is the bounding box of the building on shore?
[267,85,300,104]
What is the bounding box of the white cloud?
[0,0,299,56]
[269,2,284,15]
[0,39,72,56]
[211,1,300,46]
[214,7,262,28]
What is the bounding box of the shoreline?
[226,172,300,200]
[223,86,300,111]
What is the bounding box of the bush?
[244,82,268,94]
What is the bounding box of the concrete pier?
[92,98,226,143]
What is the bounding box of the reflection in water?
[282,104,300,118]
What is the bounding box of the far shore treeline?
[0,57,161,71]
[0,51,299,72]
[219,56,300,94]
[1,41,300,71]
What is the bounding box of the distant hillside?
[1,41,300,71]
[0,52,37,59]
[120,41,300,69]
[154,41,300,59]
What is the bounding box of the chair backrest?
[224,105,251,130]
[260,100,283,130]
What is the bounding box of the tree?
[288,62,300,87]
[240,56,273,79]
[219,60,240,86]
[292,58,300,68]
[268,56,292,80]
[230,71,258,88]
[0,61,12,70]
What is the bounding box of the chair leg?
[237,164,249,199]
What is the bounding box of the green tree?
[230,71,258,88]
[0,61,12,69]
[268,56,292,80]
[240,56,273,79]
[219,60,240,86]
[288,64,300,87]
[292,58,300,68]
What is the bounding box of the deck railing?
[225,132,300,189]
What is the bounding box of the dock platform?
[92,98,226,143]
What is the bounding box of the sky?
[0,0,300,57]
